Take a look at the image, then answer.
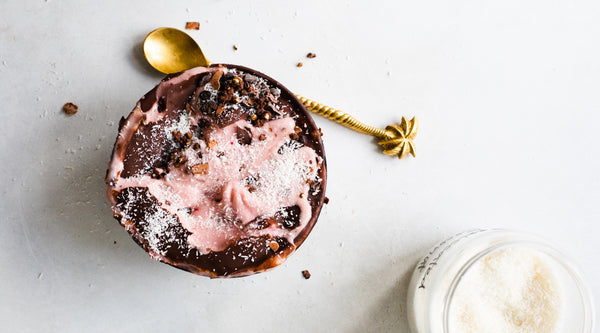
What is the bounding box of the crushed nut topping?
[190,163,209,175]
[268,241,280,252]
[210,70,224,90]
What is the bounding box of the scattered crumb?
[113,241,117,244]
[302,270,311,279]
[62,102,78,115]
[296,62,303,68]
[233,44,239,51]
[324,197,329,204]
[306,52,316,59]
[185,22,200,30]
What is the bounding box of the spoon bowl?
[143,27,211,74]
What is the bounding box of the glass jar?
[406,229,594,333]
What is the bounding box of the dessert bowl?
[106,64,327,278]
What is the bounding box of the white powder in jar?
[448,247,562,333]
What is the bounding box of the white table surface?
[1,0,599,332]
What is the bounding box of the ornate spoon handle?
[296,95,418,159]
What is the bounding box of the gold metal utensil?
[143,27,418,159]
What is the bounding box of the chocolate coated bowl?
[106,64,326,278]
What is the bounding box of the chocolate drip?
[116,187,190,257]
[115,187,293,276]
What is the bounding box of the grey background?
[1,0,598,331]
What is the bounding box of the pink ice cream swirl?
[107,95,322,256]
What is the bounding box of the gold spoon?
[143,27,418,159]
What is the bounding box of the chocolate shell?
[105,64,327,278]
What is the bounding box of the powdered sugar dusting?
[138,200,180,256]
[164,113,192,140]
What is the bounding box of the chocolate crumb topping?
[310,129,323,140]
[268,241,280,252]
[236,126,252,145]
[210,70,223,90]
[157,96,167,112]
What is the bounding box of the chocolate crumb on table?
[185,22,200,30]
[306,52,316,59]
[62,102,78,115]
[324,197,329,204]
[296,62,303,68]
[233,44,239,51]
[302,270,311,279]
